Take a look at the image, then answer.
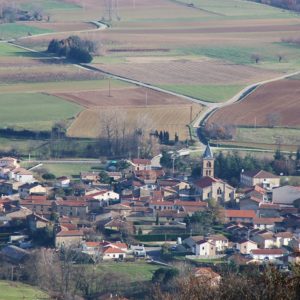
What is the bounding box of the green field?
[158,84,244,102]
[95,262,163,282]
[236,127,300,145]
[0,281,48,300]
[33,162,102,178]
[0,93,82,131]
[0,24,52,40]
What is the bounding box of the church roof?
[203,143,213,159]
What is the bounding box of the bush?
[42,173,56,180]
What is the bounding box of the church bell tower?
[202,143,214,178]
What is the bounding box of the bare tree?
[251,53,261,64]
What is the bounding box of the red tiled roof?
[150,200,174,206]
[111,242,127,249]
[21,199,53,206]
[132,159,151,165]
[253,217,283,225]
[251,249,285,255]
[275,232,293,238]
[174,200,208,207]
[56,230,83,237]
[25,195,47,201]
[85,241,101,247]
[194,176,218,188]
[259,203,280,209]
[103,246,126,254]
[225,209,256,219]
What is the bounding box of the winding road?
[3,17,300,151]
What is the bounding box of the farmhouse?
[240,170,280,190]
[236,239,258,255]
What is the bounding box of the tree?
[99,170,111,184]
[67,46,93,63]
[42,173,56,180]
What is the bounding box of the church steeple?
[202,143,214,177]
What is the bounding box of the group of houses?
[0,144,300,267]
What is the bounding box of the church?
[194,144,235,204]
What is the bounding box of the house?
[250,249,285,261]
[131,159,152,171]
[55,230,84,248]
[85,190,120,210]
[107,172,122,181]
[27,213,50,232]
[194,176,235,203]
[239,185,268,211]
[194,267,221,287]
[251,231,276,249]
[0,157,19,168]
[104,203,132,217]
[20,198,53,216]
[55,200,89,219]
[275,232,293,247]
[236,239,258,255]
[224,210,256,223]
[258,203,281,218]
[253,217,283,231]
[103,246,126,260]
[207,234,229,252]
[18,182,47,199]
[0,180,24,195]
[10,168,34,184]
[272,185,300,205]
[240,170,280,190]
[195,240,216,256]
[80,172,99,183]
[55,176,71,188]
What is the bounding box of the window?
[207,162,212,168]
[202,247,204,250]
[217,187,222,195]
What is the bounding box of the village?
[0,144,300,288]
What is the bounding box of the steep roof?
[203,143,213,159]
[194,176,218,188]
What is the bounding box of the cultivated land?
[0,93,82,131]
[0,0,299,150]
[0,280,49,300]
[67,103,202,140]
[207,79,300,128]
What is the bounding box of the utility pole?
[145,90,148,106]
[108,77,111,97]
[190,105,193,123]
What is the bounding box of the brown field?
[67,104,202,140]
[52,87,197,108]
[93,60,280,85]
[206,79,300,127]
[60,86,202,140]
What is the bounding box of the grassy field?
[0,93,82,131]
[158,84,244,102]
[0,24,52,40]
[0,280,48,300]
[95,262,162,282]
[236,127,300,145]
[33,162,102,178]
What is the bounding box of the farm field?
[52,86,197,107]
[207,79,300,128]
[67,103,202,140]
[0,93,82,131]
[0,280,49,300]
